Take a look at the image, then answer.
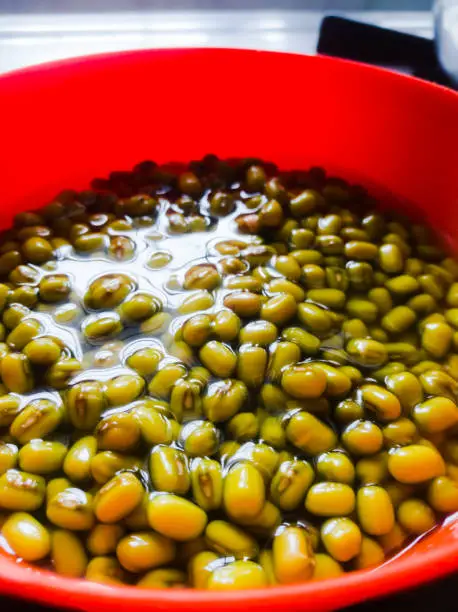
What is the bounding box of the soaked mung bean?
[0,156,456,591]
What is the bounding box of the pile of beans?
[0,156,457,590]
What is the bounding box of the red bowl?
[1,48,458,611]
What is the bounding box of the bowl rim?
[2,44,458,101]
[0,529,458,610]
[1,47,458,611]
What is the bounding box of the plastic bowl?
[1,48,458,611]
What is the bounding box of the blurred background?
[0,0,435,75]
[0,1,433,10]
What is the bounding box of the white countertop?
[0,10,433,74]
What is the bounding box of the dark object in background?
[347,572,458,611]
[318,15,455,88]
